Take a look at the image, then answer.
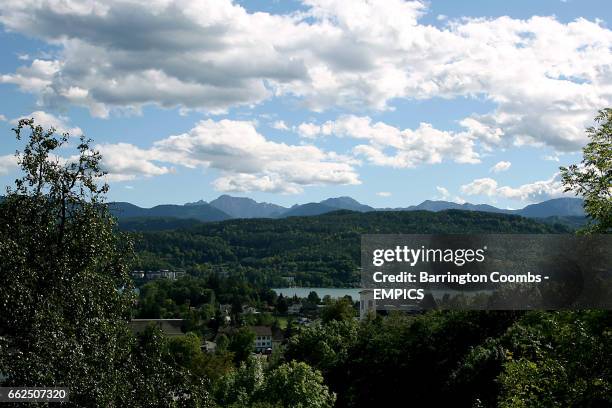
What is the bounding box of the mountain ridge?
[108,195,585,223]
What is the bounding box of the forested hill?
[129,210,569,287]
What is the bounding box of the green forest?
[127,210,569,287]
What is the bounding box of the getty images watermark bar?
[361,234,612,311]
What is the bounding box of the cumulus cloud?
[544,154,561,162]
[97,119,360,193]
[0,154,18,175]
[435,185,466,203]
[11,111,83,136]
[436,186,450,199]
[298,115,480,167]
[96,143,173,182]
[490,160,511,173]
[271,120,289,131]
[0,1,609,152]
[460,173,568,202]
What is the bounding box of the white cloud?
[490,160,511,173]
[97,119,360,193]
[461,173,568,202]
[543,154,560,162]
[96,143,173,182]
[436,186,450,199]
[271,120,289,131]
[0,154,17,175]
[299,115,480,168]
[0,114,6,121]
[0,1,609,152]
[435,185,465,203]
[376,191,391,197]
[297,122,325,139]
[11,111,82,136]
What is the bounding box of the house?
[129,319,184,337]
[287,303,302,315]
[242,305,258,315]
[219,304,232,315]
[250,326,273,353]
[203,340,217,353]
[131,270,145,279]
[131,269,186,281]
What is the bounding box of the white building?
[359,289,376,320]
[251,326,273,352]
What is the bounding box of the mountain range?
[108,195,586,223]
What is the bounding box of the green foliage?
[496,311,612,408]
[0,120,213,406]
[229,327,256,363]
[0,119,136,405]
[130,210,568,287]
[166,333,233,386]
[561,108,612,233]
[215,357,335,408]
[214,356,265,407]
[259,361,336,408]
[320,298,356,323]
[286,319,359,375]
[128,325,212,407]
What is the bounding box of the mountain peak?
[319,196,374,212]
[209,195,287,218]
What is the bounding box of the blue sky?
[0,0,610,209]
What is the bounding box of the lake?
[272,287,362,300]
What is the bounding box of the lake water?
[272,287,362,300]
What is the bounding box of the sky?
[0,0,610,209]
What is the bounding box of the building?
[219,304,232,315]
[242,305,258,315]
[250,326,273,353]
[129,319,185,337]
[131,270,186,281]
[272,327,284,350]
[359,289,376,320]
[203,340,217,353]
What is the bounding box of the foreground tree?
[0,119,135,405]
[0,120,211,406]
[215,357,335,408]
[561,108,612,233]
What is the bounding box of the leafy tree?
[496,311,611,408]
[166,332,233,385]
[214,356,265,407]
[561,108,612,233]
[0,119,136,405]
[321,297,355,323]
[286,319,359,375]
[129,325,212,407]
[0,120,213,406]
[229,327,256,363]
[215,358,335,408]
[276,294,288,314]
[308,290,321,304]
[258,361,336,408]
